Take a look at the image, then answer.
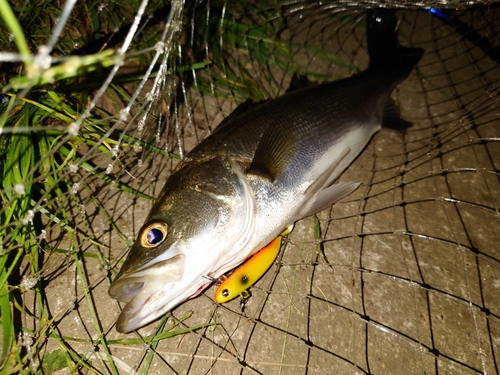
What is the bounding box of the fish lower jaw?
[115,276,210,333]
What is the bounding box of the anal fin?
[382,98,413,132]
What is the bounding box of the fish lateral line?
[214,224,294,303]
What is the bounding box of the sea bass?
[109,9,423,333]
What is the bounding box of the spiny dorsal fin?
[286,74,314,93]
[216,99,268,132]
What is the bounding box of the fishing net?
[1,0,499,373]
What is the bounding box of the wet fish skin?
[109,9,423,333]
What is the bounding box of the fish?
[214,224,294,303]
[108,8,424,333]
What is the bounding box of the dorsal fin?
[215,99,268,132]
[286,74,314,93]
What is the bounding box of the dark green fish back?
[187,69,392,177]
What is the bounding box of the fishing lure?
[214,225,294,303]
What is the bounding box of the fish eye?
[139,221,169,248]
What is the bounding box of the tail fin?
[366,9,423,83]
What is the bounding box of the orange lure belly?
[214,225,293,303]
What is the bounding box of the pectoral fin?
[247,123,297,182]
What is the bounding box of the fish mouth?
[109,253,191,333]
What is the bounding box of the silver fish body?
[109,9,423,333]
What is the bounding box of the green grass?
[0,0,189,372]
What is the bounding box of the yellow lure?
[214,224,293,303]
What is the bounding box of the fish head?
[109,156,255,333]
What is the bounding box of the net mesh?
[0,0,499,374]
